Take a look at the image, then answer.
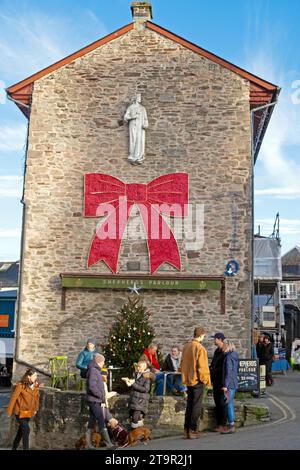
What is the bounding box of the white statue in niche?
[124,93,148,164]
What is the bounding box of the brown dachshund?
[75,425,101,450]
[128,426,151,446]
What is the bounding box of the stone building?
[7,2,279,375]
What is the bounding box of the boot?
[100,428,114,449]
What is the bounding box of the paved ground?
[1,371,299,450]
[127,370,300,450]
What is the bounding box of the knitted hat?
[93,353,105,363]
[86,338,96,346]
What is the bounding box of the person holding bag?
[6,368,40,450]
[220,340,239,434]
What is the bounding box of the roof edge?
[146,21,279,92]
[6,22,134,94]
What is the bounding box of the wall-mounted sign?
[224,259,239,277]
[61,275,221,291]
[60,273,226,313]
[0,315,9,328]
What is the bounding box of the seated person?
[139,343,164,395]
[124,360,154,428]
[162,346,187,396]
[76,338,98,378]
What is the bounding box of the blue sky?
[0,0,300,261]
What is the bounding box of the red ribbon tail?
[88,203,132,272]
[139,204,181,274]
[88,236,120,272]
[148,234,181,274]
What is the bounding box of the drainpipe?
[250,97,279,355]
[8,93,51,377]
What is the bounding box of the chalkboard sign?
[237,359,259,392]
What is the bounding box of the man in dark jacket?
[210,332,227,432]
[256,335,265,364]
[125,360,153,428]
[261,335,274,386]
[86,353,113,448]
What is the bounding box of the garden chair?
[49,356,77,390]
[77,377,86,391]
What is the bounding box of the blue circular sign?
[224,260,239,276]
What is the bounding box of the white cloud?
[244,2,300,201]
[0,7,108,82]
[255,188,300,199]
[0,228,20,237]
[256,218,300,237]
[0,123,27,151]
[0,12,67,78]
[0,175,23,197]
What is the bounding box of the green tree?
[104,296,155,374]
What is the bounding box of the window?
[280,283,298,300]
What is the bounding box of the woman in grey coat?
[126,360,154,428]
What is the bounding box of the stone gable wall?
[17,27,252,371]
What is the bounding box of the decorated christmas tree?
[104,295,155,374]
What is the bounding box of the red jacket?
[142,348,160,370]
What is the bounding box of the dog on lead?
[107,418,129,447]
[75,424,101,450]
[128,426,152,446]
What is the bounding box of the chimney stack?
[131,1,153,27]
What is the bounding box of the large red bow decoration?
[84,173,188,273]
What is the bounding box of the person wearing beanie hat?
[76,338,98,378]
[87,338,96,346]
[86,354,114,448]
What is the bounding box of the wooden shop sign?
[61,275,221,291]
[60,273,225,312]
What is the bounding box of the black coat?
[210,347,226,387]
[162,354,179,372]
[128,371,152,414]
[260,343,274,366]
[256,342,265,362]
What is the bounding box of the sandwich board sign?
[237,359,259,392]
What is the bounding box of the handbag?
[223,390,230,405]
[19,410,32,419]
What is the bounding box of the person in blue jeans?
[162,346,187,396]
[220,340,239,434]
